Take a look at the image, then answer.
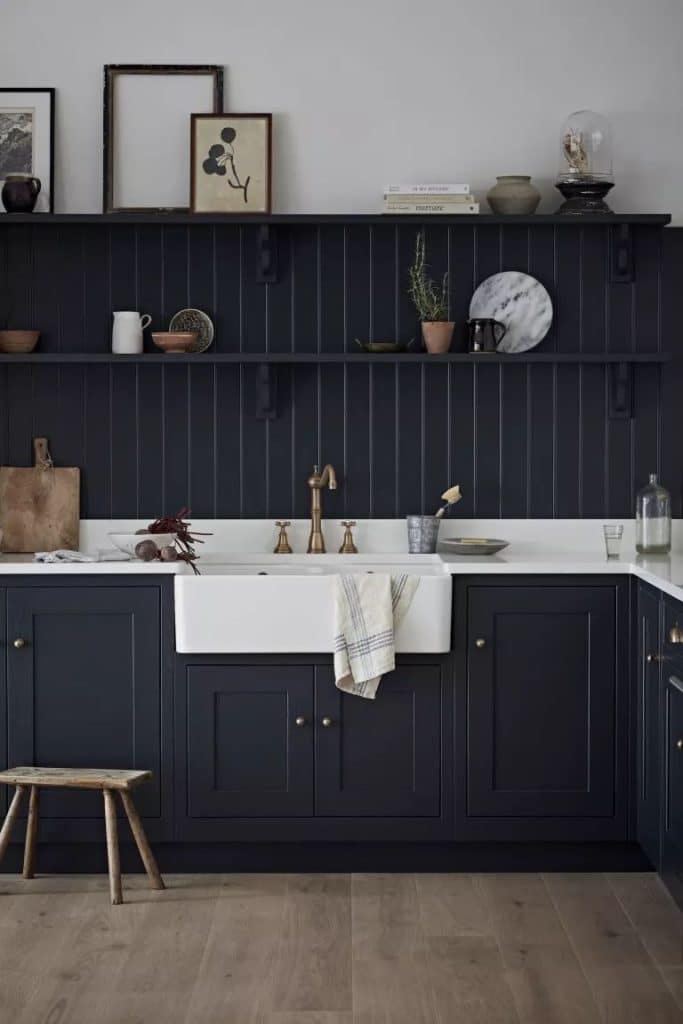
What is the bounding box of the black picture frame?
[103,64,224,214]
[0,87,55,214]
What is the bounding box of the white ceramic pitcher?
[112,311,152,355]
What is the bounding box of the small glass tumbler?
[603,524,623,559]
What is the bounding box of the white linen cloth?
[34,549,129,563]
[333,573,420,699]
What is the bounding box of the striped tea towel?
[333,573,420,699]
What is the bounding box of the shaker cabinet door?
[636,583,662,867]
[465,583,621,826]
[315,663,442,817]
[663,675,683,857]
[6,586,162,841]
[181,664,314,819]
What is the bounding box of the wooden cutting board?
[0,438,80,552]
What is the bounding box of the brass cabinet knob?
[669,624,683,644]
[475,638,486,649]
[321,716,333,728]
[676,739,683,750]
[295,716,306,727]
[13,638,26,649]
[646,653,659,663]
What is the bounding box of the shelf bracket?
[608,361,632,419]
[256,224,278,283]
[610,223,634,283]
[255,363,277,419]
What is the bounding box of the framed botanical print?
[0,88,55,213]
[103,65,223,213]
[191,113,272,214]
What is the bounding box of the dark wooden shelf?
[0,351,671,365]
[0,213,672,227]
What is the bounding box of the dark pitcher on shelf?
[467,317,507,353]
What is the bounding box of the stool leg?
[103,789,122,905]
[0,786,26,868]
[22,786,40,879]
[120,791,165,891]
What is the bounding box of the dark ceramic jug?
[2,174,41,213]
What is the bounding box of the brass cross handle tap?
[274,521,293,554]
[339,521,358,554]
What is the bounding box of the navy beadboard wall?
[0,221,681,519]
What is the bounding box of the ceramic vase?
[2,174,41,213]
[487,176,541,215]
[421,321,454,354]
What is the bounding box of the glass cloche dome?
[555,110,614,214]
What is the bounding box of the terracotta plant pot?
[0,330,40,353]
[421,321,454,354]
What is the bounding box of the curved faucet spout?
[307,463,338,552]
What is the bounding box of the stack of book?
[382,184,479,215]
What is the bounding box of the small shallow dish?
[169,308,214,353]
[108,532,176,558]
[442,537,509,556]
[355,338,415,353]
[0,330,40,353]
[152,331,198,353]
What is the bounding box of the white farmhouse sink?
[174,555,452,653]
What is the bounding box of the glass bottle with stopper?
[636,474,671,555]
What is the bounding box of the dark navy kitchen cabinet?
[455,577,630,841]
[6,585,164,842]
[315,662,443,818]
[181,664,315,819]
[636,583,662,867]
[661,666,683,903]
[175,656,452,841]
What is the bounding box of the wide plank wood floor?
[0,872,680,1023]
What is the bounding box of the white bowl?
[108,532,176,558]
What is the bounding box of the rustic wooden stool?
[0,767,165,905]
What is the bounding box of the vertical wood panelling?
[82,366,112,517]
[213,225,242,352]
[500,363,527,517]
[396,364,423,515]
[137,364,164,516]
[449,365,475,518]
[0,222,676,519]
[473,363,501,516]
[110,364,138,517]
[188,363,216,516]
[660,230,683,515]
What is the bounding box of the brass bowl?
[0,330,40,353]
[355,338,415,353]
[152,331,198,354]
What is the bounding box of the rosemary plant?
[407,231,449,322]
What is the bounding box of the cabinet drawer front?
[315,663,442,817]
[7,586,161,827]
[467,585,617,818]
[183,665,314,818]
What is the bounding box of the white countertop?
[1,519,682,604]
[0,554,183,575]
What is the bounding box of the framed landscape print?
[191,113,272,214]
[103,65,223,213]
[0,88,54,213]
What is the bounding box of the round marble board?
[469,271,553,353]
